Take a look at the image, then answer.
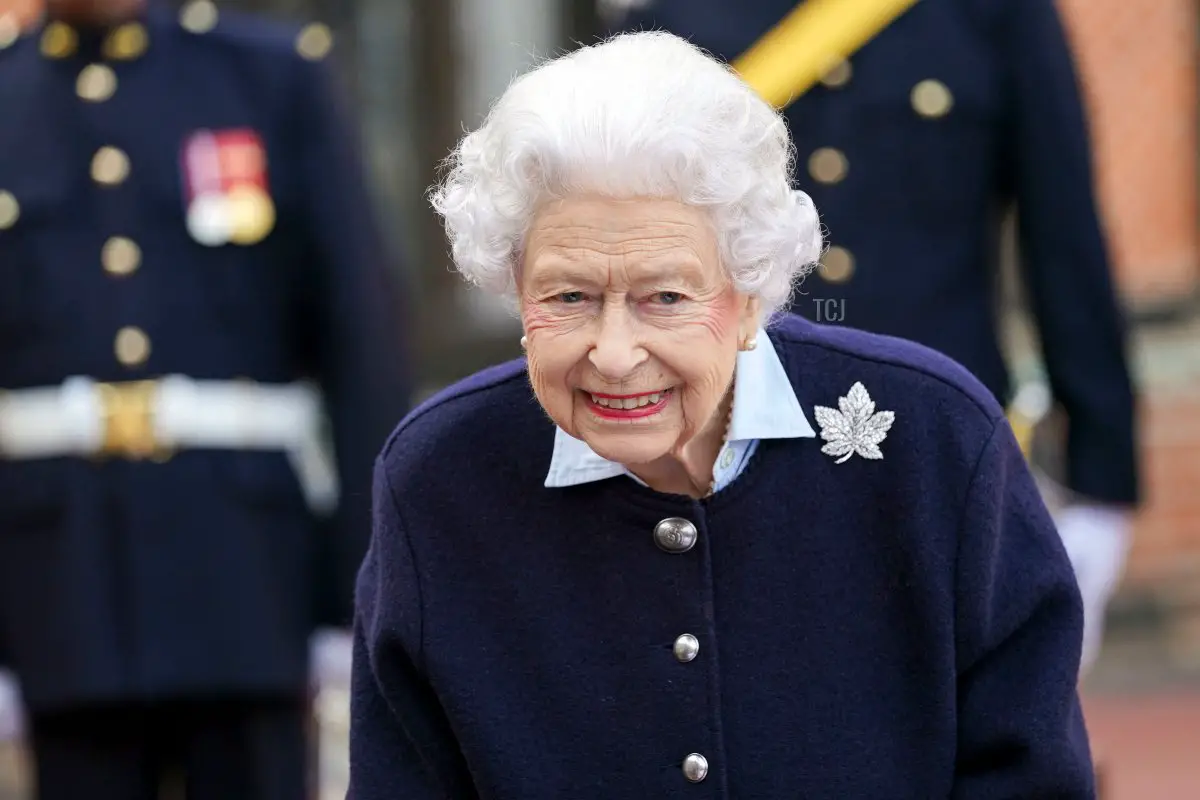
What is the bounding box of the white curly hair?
[429,30,823,318]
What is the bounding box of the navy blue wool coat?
[349,314,1094,799]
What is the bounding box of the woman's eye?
[558,291,585,304]
[654,292,683,305]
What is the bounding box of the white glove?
[1054,504,1133,676]
[0,669,24,742]
[309,627,354,693]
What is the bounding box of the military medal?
[183,130,232,246]
[226,184,276,245]
[181,128,275,247]
[215,129,275,245]
[187,192,232,247]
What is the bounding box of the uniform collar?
[35,9,152,62]
[544,326,816,488]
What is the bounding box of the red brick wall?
[1126,379,1200,586]
[1056,0,1200,595]
[1058,0,1199,303]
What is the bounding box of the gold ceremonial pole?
[732,0,922,108]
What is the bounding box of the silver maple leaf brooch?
[814,382,895,464]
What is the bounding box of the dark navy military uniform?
[0,0,410,796]
[614,0,1140,507]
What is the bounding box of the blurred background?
[1,0,1199,797]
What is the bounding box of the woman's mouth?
[584,388,673,419]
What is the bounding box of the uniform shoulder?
[768,314,1005,427]
[171,1,335,64]
[0,28,44,132]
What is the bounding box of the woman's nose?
[588,311,648,380]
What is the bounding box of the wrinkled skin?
[520,196,761,497]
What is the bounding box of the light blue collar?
[544,327,816,489]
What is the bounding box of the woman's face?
[520,196,760,468]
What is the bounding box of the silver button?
[654,518,697,553]
[673,634,699,663]
[682,753,709,783]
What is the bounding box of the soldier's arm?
[291,38,415,628]
[1003,0,1139,509]
[1003,0,1139,676]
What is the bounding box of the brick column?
[1058,0,1199,306]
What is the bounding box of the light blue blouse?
[544,327,817,492]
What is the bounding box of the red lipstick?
[583,388,672,419]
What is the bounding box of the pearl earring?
[520,335,528,349]
[742,337,758,351]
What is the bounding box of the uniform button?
[226,184,276,245]
[819,58,852,89]
[102,237,141,277]
[39,21,77,58]
[296,22,333,61]
[718,446,735,470]
[0,190,18,230]
[808,147,847,184]
[114,326,151,367]
[91,147,130,186]
[673,634,699,663]
[180,0,219,34]
[103,22,148,61]
[820,246,855,283]
[654,518,697,553]
[682,753,709,783]
[911,79,953,119]
[77,64,117,102]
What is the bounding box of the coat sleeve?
[952,420,1095,798]
[292,50,415,628]
[1003,0,1139,506]
[347,456,478,799]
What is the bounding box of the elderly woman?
[348,31,1094,799]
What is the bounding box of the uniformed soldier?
[611,0,1140,676]
[0,0,411,797]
